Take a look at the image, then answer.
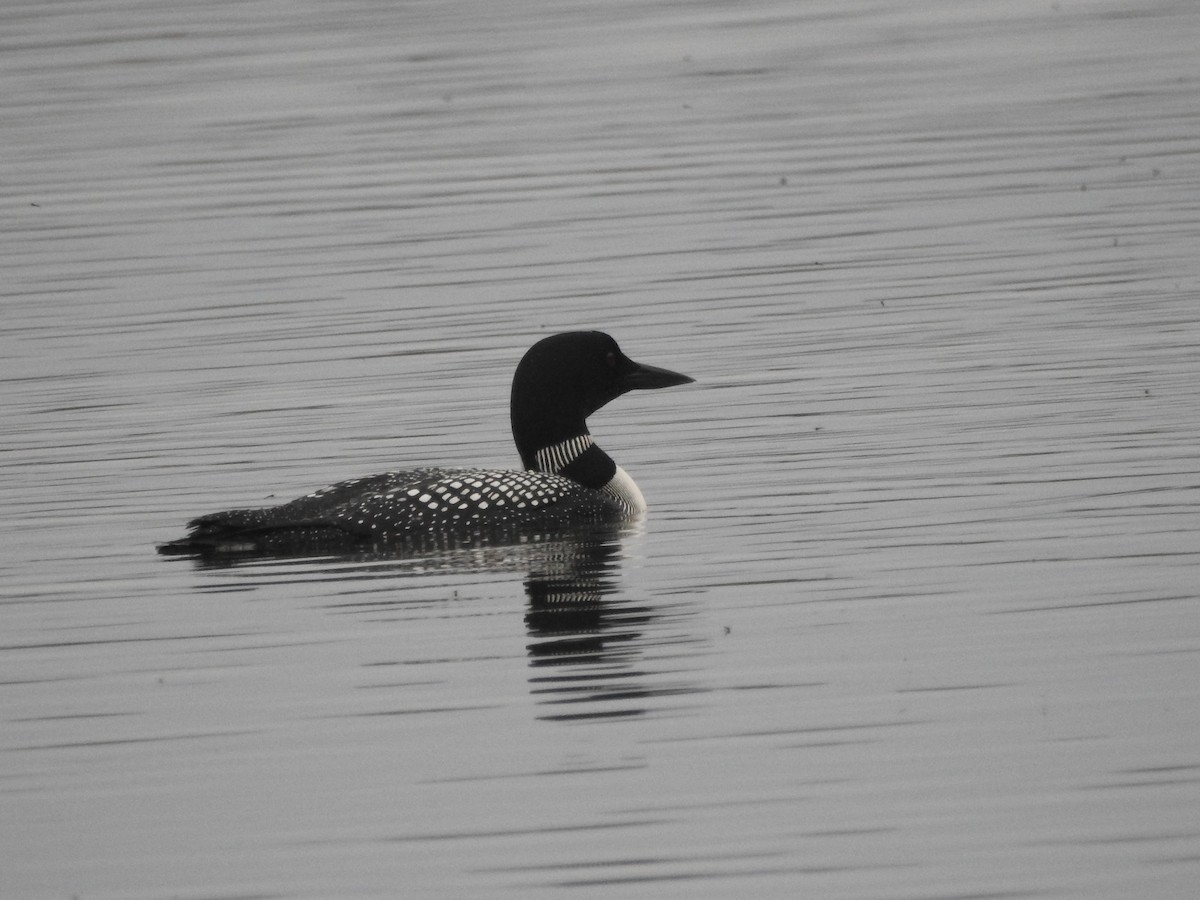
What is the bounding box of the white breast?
[599,465,647,519]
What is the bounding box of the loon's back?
[158,467,629,556]
[158,331,692,558]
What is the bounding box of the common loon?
[158,331,693,556]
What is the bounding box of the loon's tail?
[156,510,362,556]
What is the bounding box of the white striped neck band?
[533,435,594,474]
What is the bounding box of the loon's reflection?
[173,523,702,722]
[521,529,702,723]
[524,531,642,663]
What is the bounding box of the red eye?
[605,351,616,368]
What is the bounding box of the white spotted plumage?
[311,467,627,539]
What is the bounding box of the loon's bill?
[158,331,692,557]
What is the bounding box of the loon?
[158,331,693,556]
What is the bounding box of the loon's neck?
[530,433,613,489]
[527,433,646,517]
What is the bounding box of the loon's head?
[510,331,693,470]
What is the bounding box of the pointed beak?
[621,359,695,391]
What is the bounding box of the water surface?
[3,1,1199,898]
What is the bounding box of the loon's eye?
[605,351,616,368]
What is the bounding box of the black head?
[510,331,693,468]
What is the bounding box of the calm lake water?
[4,1,1199,898]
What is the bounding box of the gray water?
[4,1,1199,898]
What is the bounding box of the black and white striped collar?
[533,434,594,474]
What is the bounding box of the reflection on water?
[524,537,704,723]
[168,524,708,724]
